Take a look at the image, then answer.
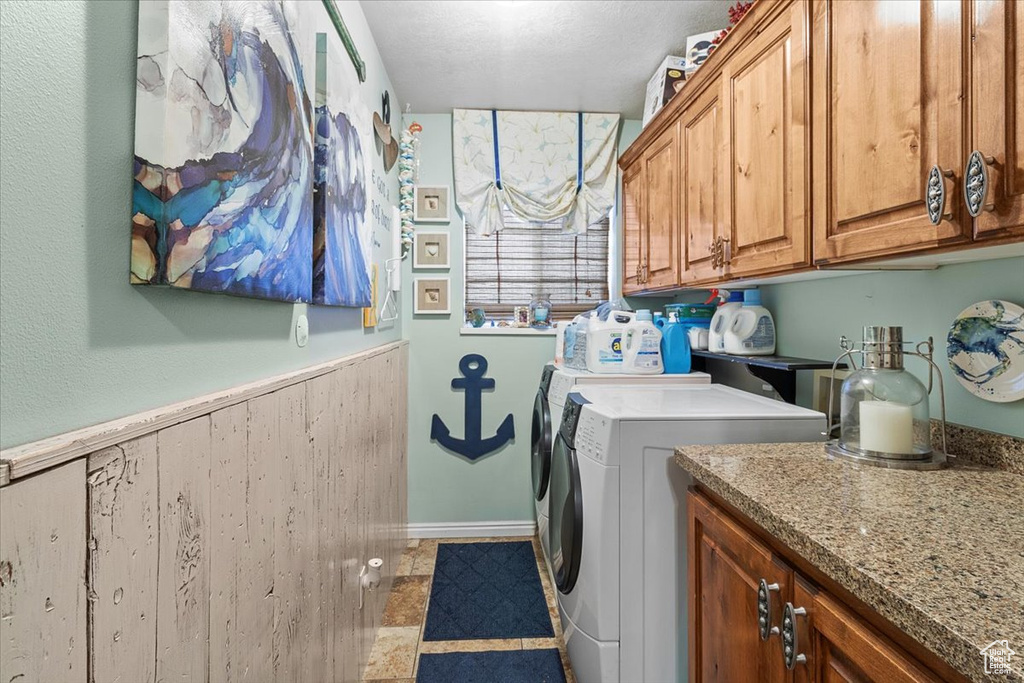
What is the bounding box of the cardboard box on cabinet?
[642,55,687,127]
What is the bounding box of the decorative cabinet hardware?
[781,602,808,670]
[926,165,954,225]
[965,150,995,217]
[709,237,730,270]
[757,579,780,641]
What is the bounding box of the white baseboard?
[407,520,537,539]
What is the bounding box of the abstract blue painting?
[132,1,313,302]
[313,32,373,307]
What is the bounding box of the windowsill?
[460,326,558,336]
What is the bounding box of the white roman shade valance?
[453,108,621,236]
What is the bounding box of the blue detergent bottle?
[660,313,692,374]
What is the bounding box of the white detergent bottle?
[586,310,632,373]
[708,290,744,353]
[622,309,664,374]
[723,289,776,355]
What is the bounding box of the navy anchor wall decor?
[431,354,515,460]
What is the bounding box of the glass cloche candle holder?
[825,326,949,470]
[530,294,552,329]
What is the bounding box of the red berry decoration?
[728,0,755,27]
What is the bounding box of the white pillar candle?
[859,400,914,454]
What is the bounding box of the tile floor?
[362,536,576,682]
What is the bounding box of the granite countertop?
[675,443,1024,683]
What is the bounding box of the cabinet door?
[621,161,646,295]
[682,78,726,285]
[970,0,1024,239]
[689,492,791,683]
[791,578,940,683]
[811,0,967,263]
[721,0,811,278]
[643,121,681,289]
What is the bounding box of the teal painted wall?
[0,0,401,448]
[760,257,1024,437]
[404,114,642,525]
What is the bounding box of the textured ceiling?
[360,0,729,118]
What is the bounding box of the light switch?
[295,314,309,347]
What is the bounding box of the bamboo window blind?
[465,209,610,318]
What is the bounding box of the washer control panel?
[548,373,576,413]
[575,410,613,464]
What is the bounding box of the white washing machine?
[531,367,711,567]
[550,384,825,683]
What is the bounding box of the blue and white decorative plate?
[947,300,1024,403]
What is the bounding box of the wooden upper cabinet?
[792,579,941,683]
[643,122,681,289]
[621,161,645,295]
[721,0,811,278]
[681,77,726,285]
[970,0,1024,239]
[811,0,967,264]
[689,492,791,683]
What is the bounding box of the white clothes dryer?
[532,367,711,567]
[550,384,825,683]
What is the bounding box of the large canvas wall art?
[132,1,314,302]
[313,32,373,307]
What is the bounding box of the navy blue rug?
[417,648,566,683]
[423,541,555,640]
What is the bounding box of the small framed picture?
[414,185,451,223]
[514,306,529,327]
[413,231,450,269]
[414,277,451,315]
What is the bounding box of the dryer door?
[550,432,583,594]
[531,389,552,501]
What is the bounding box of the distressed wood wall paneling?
[155,416,212,682]
[209,401,274,683]
[0,460,87,682]
[273,383,318,682]
[0,341,407,482]
[86,436,158,683]
[398,346,410,567]
[0,343,409,683]
[335,361,362,683]
[306,372,338,681]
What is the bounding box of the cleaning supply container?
[723,289,776,355]
[622,310,663,374]
[664,303,716,323]
[660,313,693,374]
[709,291,745,353]
[586,310,632,373]
[565,314,590,370]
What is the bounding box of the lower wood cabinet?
[689,490,791,683]
[792,578,940,683]
[689,490,944,683]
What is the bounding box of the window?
[465,208,610,319]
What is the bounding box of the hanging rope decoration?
[397,121,422,256]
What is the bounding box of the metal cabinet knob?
[757,579,780,641]
[781,602,808,670]
[965,151,996,217]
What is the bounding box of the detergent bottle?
[660,312,692,374]
[586,311,632,373]
[708,290,744,353]
[622,310,663,374]
[724,289,776,355]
